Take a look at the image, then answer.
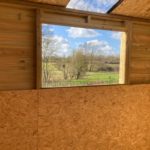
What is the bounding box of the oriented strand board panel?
[0,5,36,90]
[111,0,150,19]
[27,0,70,6]
[0,85,149,150]
[129,23,150,84]
[39,85,150,150]
[0,90,38,150]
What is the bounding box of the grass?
[43,71,119,87]
[67,72,118,84]
[42,62,119,87]
[84,72,118,82]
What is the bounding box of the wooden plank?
[111,0,150,19]
[119,32,127,84]
[27,0,70,6]
[130,60,150,74]
[133,34,150,44]
[125,21,133,84]
[0,5,36,90]
[0,47,34,57]
[36,9,42,89]
[41,11,126,31]
[132,24,150,34]
[128,23,150,84]
[131,46,150,59]
[130,74,150,84]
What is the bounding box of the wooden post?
[124,21,133,84]
[36,9,42,89]
[119,32,127,84]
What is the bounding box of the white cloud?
[79,39,115,56]
[42,24,54,34]
[67,0,104,13]
[67,0,119,13]
[53,36,70,55]
[43,35,70,57]
[97,0,118,5]
[67,27,99,38]
[111,32,122,40]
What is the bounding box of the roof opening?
[67,0,119,13]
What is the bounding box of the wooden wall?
[0,1,149,89]
[27,0,70,6]
[0,84,150,150]
[0,5,36,90]
[111,0,150,19]
[0,2,149,150]
[129,23,150,84]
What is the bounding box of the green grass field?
[42,62,119,87]
[43,71,119,87]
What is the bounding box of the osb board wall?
[0,85,150,150]
[129,23,150,84]
[0,90,38,150]
[0,5,36,90]
[111,0,150,19]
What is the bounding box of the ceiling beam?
[27,0,70,7]
[107,0,124,14]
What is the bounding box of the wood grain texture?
[119,32,127,84]
[0,90,38,150]
[129,23,150,84]
[0,5,36,90]
[39,85,150,150]
[27,0,70,6]
[111,0,150,19]
[36,9,42,89]
[0,1,149,88]
[41,10,126,31]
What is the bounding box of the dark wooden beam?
[107,0,124,14]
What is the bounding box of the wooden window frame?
[37,9,128,88]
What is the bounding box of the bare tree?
[79,42,96,72]
[71,49,87,79]
[42,27,59,86]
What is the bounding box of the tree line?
[42,49,119,83]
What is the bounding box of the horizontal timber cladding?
[0,1,150,90]
[41,11,126,31]
[0,4,36,90]
[129,23,150,84]
[27,0,70,6]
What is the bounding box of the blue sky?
[67,0,119,13]
[42,24,122,57]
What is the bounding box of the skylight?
[67,0,119,13]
